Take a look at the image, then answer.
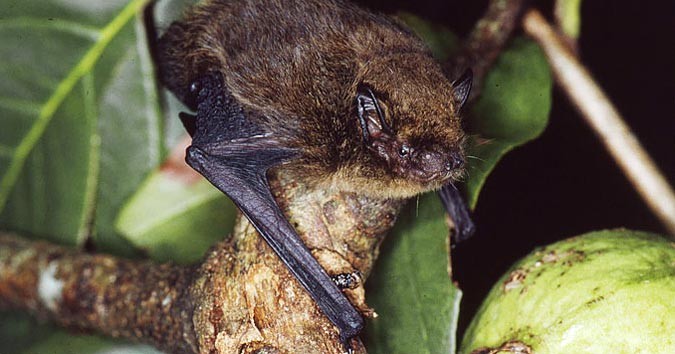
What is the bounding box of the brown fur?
[159,0,466,199]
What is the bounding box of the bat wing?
[438,184,476,243]
[182,73,363,348]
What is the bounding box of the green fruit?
[461,229,675,354]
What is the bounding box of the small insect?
[158,0,474,349]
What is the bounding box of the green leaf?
[465,37,552,208]
[366,193,462,354]
[0,0,160,252]
[94,14,164,254]
[115,169,236,264]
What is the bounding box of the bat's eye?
[184,80,202,111]
[189,82,199,93]
[398,145,411,157]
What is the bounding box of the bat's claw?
[340,334,355,354]
[332,271,362,290]
[452,217,476,243]
[338,315,363,354]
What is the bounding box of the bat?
[158,0,475,349]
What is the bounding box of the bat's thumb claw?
[185,145,209,173]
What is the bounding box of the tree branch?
[523,9,675,236]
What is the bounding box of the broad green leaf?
[0,0,160,252]
[116,169,236,264]
[94,15,164,254]
[366,193,462,354]
[465,38,552,208]
[161,93,190,155]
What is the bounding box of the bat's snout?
[409,149,464,183]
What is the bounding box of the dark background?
[357,0,675,337]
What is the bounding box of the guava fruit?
[461,229,675,354]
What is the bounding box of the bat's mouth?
[402,149,465,184]
[407,170,461,188]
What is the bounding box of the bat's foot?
[331,271,362,290]
[453,217,476,243]
[337,314,363,354]
[450,211,476,244]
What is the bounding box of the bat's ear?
[356,84,392,143]
[452,69,473,111]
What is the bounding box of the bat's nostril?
[448,152,464,170]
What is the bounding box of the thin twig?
[523,9,675,236]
